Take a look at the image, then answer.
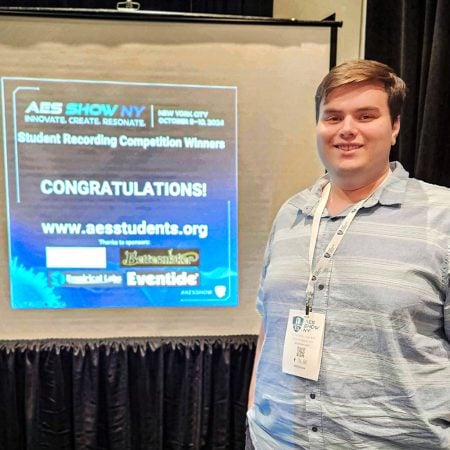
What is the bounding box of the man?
[246,60,450,449]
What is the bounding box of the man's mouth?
[334,144,363,151]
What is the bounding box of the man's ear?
[391,115,401,146]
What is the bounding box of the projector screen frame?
[0,7,341,67]
[0,7,342,337]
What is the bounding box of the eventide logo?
[126,271,200,287]
[120,248,200,267]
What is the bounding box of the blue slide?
[1,77,238,308]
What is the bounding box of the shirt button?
[310,393,316,399]
[318,285,324,291]
[312,426,318,432]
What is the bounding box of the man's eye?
[359,114,374,121]
[324,116,340,122]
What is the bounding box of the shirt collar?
[290,161,410,217]
[363,161,409,208]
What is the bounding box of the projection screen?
[0,8,339,338]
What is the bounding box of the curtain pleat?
[0,336,256,450]
[0,349,22,450]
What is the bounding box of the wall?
[273,0,366,63]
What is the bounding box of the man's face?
[316,81,400,188]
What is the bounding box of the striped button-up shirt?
[248,162,450,449]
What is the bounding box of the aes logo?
[292,316,304,332]
[25,101,63,115]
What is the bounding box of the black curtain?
[365,0,450,187]
[0,336,256,450]
[0,0,273,16]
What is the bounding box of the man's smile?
[333,144,363,151]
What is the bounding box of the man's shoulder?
[404,176,450,204]
[398,178,450,233]
[389,162,450,207]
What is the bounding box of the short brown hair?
[315,59,407,122]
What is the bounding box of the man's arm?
[248,322,265,410]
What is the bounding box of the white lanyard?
[305,183,369,315]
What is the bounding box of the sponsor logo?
[120,248,199,267]
[126,270,200,287]
[49,271,123,287]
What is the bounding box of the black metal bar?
[0,7,343,28]
[326,13,339,69]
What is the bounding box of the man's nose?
[339,116,357,138]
